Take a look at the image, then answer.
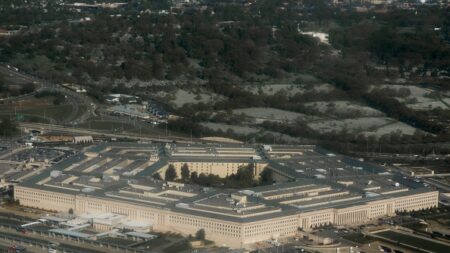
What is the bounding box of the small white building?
[73,136,93,144]
[300,31,330,45]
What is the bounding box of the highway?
[19,122,194,144]
[423,177,450,192]
[0,65,45,102]
[1,63,178,140]
[0,239,46,253]
[46,85,94,125]
[2,64,216,145]
[0,64,95,125]
[352,151,450,163]
[0,230,106,253]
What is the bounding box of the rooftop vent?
[82,187,95,193]
[50,170,62,178]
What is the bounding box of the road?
[2,64,194,142]
[422,178,450,192]
[0,229,108,253]
[1,63,166,134]
[0,65,46,101]
[0,64,95,125]
[19,122,195,143]
[47,85,94,125]
[0,238,47,253]
[353,151,450,162]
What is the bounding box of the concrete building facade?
[13,143,439,248]
[15,185,438,248]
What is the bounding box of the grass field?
[78,120,133,132]
[0,97,75,123]
[78,119,176,137]
[16,104,73,122]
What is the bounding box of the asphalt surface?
[372,230,450,253]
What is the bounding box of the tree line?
[153,163,273,188]
[0,116,19,137]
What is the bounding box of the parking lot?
[5,147,66,162]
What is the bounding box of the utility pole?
[366,136,369,154]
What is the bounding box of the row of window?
[16,189,74,205]
[244,219,297,237]
[370,205,386,217]
[265,189,325,200]
[174,162,246,168]
[169,215,241,237]
[395,197,436,210]
[337,210,367,224]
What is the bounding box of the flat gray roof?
[16,143,438,223]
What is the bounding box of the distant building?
[300,31,330,45]
[63,2,128,9]
[0,28,18,36]
[105,94,139,104]
[147,100,169,118]
[333,0,390,5]
[106,104,150,119]
[73,136,93,144]
[61,83,86,93]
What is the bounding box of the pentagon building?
[14,143,438,248]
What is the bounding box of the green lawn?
[0,97,76,123]
[78,120,136,132]
[78,119,179,137]
[15,104,74,122]
[73,104,88,120]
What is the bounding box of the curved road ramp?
[370,228,450,253]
